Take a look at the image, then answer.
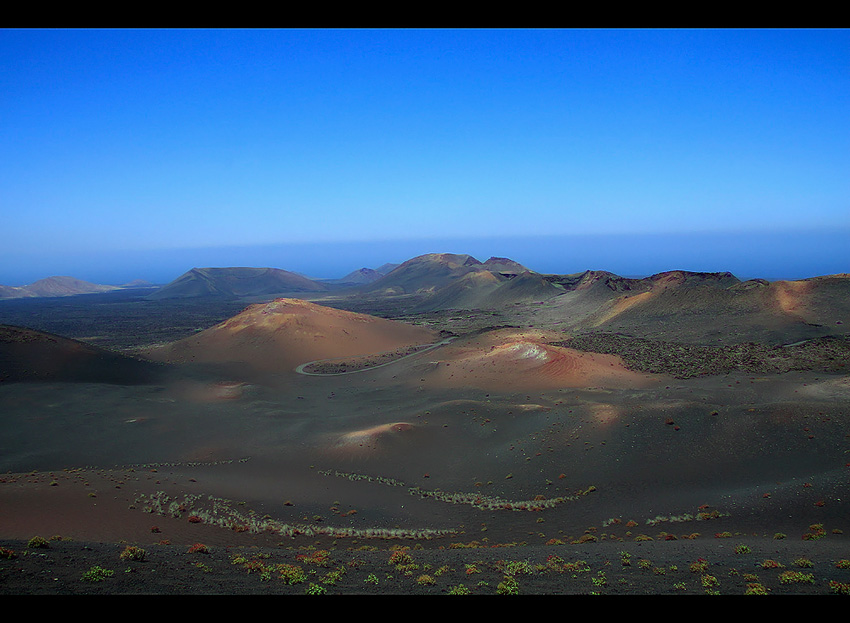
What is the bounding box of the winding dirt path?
[294,337,455,376]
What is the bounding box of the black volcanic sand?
[2,340,850,594]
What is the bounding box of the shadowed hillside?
[0,325,164,384]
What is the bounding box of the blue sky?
[1,28,847,284]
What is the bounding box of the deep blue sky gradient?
[1,28,847,285]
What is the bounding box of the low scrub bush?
[81,566,114,582]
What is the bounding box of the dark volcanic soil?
[4,533,850,595]
[2,290,850,595]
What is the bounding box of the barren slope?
[0,325,163,384]
[419,327,663,391]
[141,298,439,374]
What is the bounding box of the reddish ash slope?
[141,298,439,372]
[422,328,662,391]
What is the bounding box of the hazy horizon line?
[1,228,847,287]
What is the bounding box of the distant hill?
[0,285,36,299]
[482,256,530,274]
[413,269,562,312]
[121,279,156,288]
[0,276,120,299]
[321,263,401,287]
[534,270,850,346]
[375,262,401,275]
[148,267,329,300]
[362,253,531,296]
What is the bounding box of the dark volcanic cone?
[0,325,164,384]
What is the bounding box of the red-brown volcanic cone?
[423,328,661,391]
[141,298,439,373]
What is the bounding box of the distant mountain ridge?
[362,253,532,296]
[319,263,401,286]
[147,267,329,300]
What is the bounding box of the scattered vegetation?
[802,524,827,541]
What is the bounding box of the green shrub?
[119,546,146,561]
[745,582,769,595]
[829,581,850,595]
[278,564,306,585]
[448,584,472,595]
[496,576,519,595]
[27,536,49,549]
[81,565,114,582]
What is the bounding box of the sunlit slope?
[421,328,662,390]
[141,298,439,372]
[362,253,530,295]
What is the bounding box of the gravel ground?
[556,333,850,379]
